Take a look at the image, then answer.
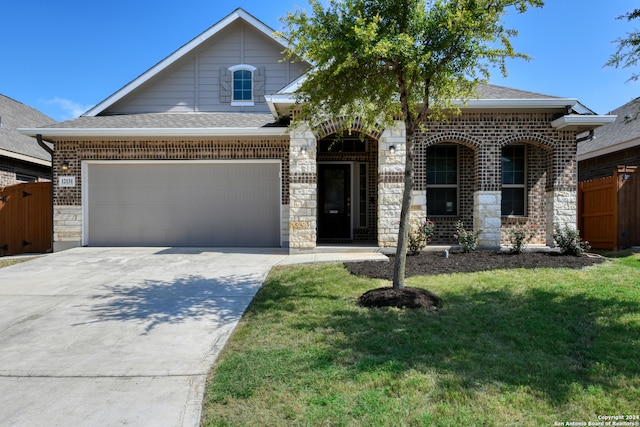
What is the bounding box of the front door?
[318,164,351,240]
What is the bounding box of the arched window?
[228,64,256,106]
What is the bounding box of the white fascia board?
[266,94,297,104]
[0,148,51,166]
[578,137,640,161]
[551,114,617,130]
[265,94,579,109]
[85,9,286,117]
[18,127,287,139]
[461,98,577,109]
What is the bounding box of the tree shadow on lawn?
[81,273,262,334]
[295,285,640,406]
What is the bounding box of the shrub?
[408,219,435,255]
[507,223,536,254]
[553,224,591,256]
[454,220,482,252]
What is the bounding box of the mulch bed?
[350,250,605,309]
[358,286,443,309]
[346,250,606,281]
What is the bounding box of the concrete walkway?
[0,247,386,427]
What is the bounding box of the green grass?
[0,257,34,268]
[201,255,640,426]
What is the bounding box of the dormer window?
[228,64,256,106]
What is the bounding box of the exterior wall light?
[389,145,396,154]
[61,161,70,171]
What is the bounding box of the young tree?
[281,0,543,290]
[606,8,640,81]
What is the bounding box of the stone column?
[288,123,318,250]
[546,134,578,246]
[545,190,577,246]
[473,133,502,248]
[53,205,82,251]
[474,191,502,248]
[378,122,406,247]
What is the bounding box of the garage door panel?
[86,162,280,247]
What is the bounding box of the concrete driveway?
[0,247,291,427]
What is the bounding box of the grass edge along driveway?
[203,255,640,426]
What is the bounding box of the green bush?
[454,220,482,252]
[507,223,536,254]
[408,219,435,255]
[553,224,590,255]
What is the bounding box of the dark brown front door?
[318,164,351,240]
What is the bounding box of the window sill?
[231,101,255,107]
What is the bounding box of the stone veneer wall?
[289,121,385,249]
[52,138,290,249]
[545,190,577,246]
[378,122,407,247]
[288,125,318,249]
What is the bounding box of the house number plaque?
[59,176,76,187]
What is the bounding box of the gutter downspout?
[36,134,54,253]
[576,129,595,144]
[36,134,54,156]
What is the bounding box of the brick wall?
[578,146,640,181]
[53,138,290,206]
[52,110,578,250]
[0,158,51,187]
[412,112,575,245]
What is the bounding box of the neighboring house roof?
[578,98,640,161]
[84,8,290,117]
[0,94,55,166]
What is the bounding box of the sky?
[1,1,638,122]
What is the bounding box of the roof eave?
[578,136,640,161]
[18,127,287,141]
[551,114,617,132]
[0,148,51,167]
[265,95,580,113]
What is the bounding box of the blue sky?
[1,1,637,121]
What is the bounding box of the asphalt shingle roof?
[474,83,561,100]
[0,94,55,161]
[43,112,282,130]
[578,98,640,157]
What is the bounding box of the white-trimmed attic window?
[228,64,257,106]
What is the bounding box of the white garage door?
[85,161,280,247]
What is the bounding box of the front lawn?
[0,257,34,269]
[201,255,640,426]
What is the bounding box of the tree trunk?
[392,128,415,289]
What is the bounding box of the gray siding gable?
[100,12,309,116]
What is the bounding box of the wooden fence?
[0,182,52,256]
[578,166,639,250]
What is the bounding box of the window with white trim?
[228,64,256,106]
[501,144,526,216]
[426,144,458,216]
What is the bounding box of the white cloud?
[42,97,94,120]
